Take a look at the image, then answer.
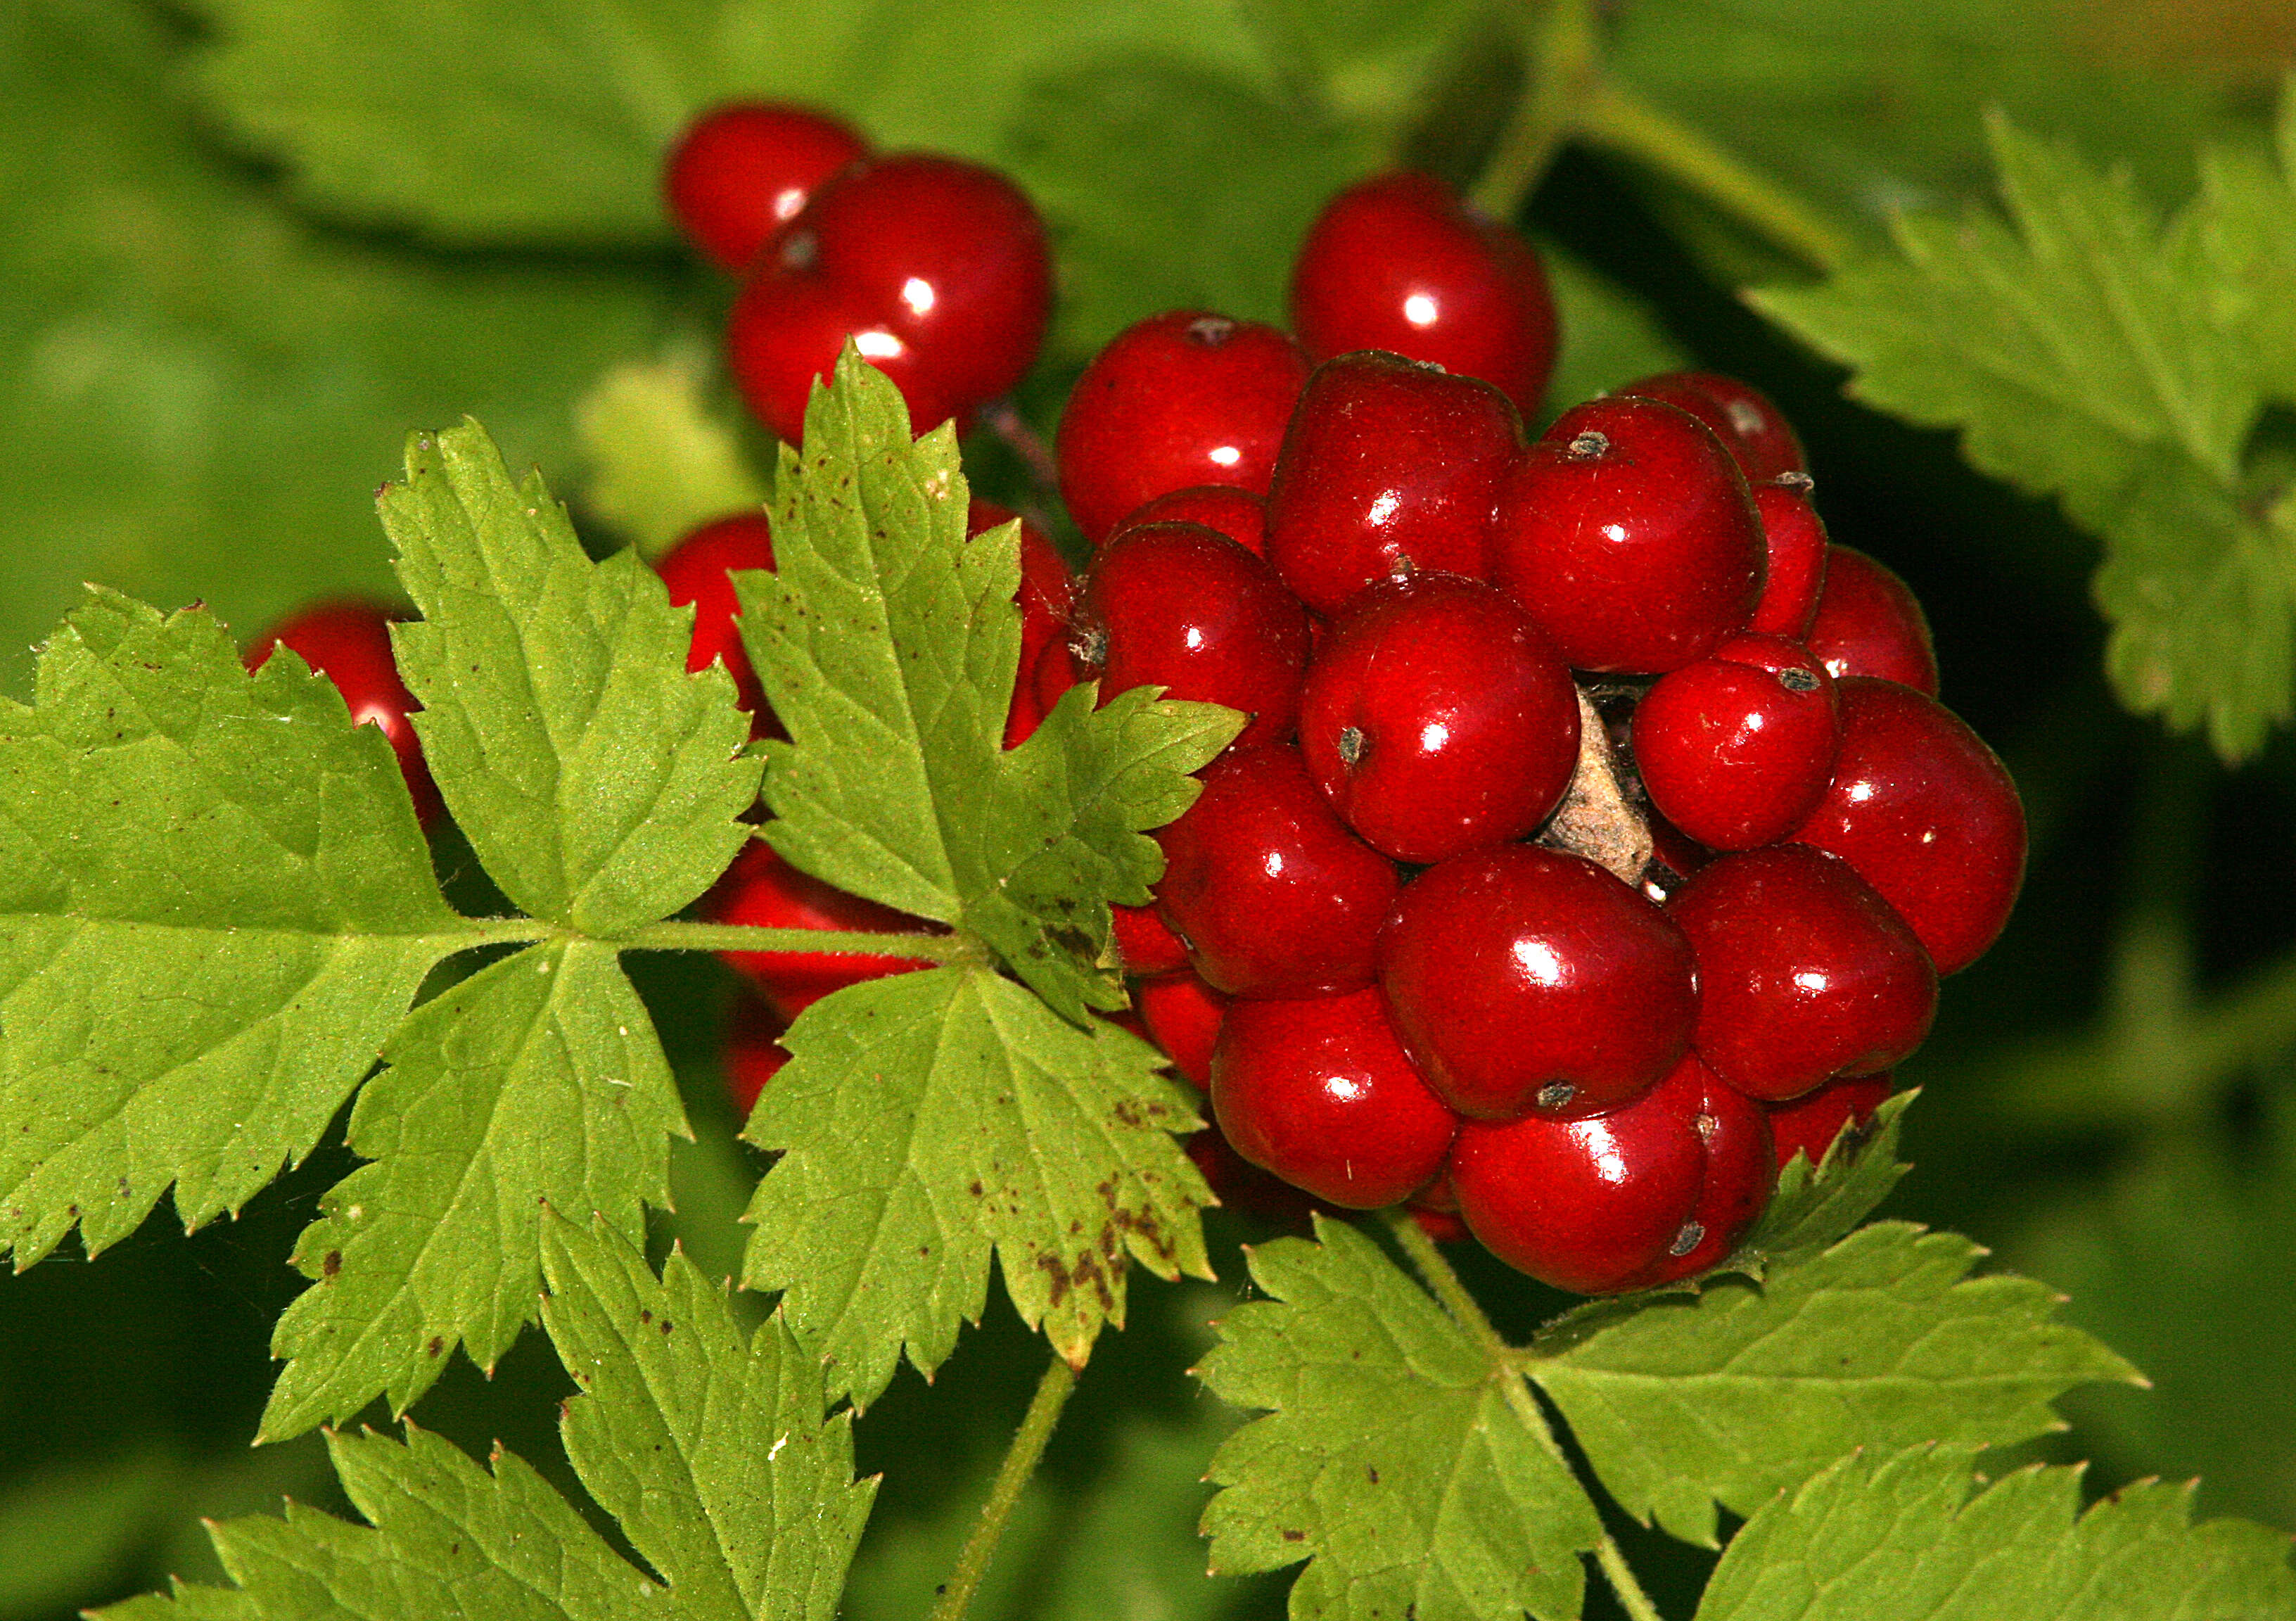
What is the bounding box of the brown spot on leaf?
[426,1337,445,1358]
[322,1250,342,1278]
[1282,1530,1305,1543]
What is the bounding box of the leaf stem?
[926,1348,1080,1621]
[1574,81,1852,275]
[1383,1209,1666,1621]
[1469,0,1600,221]
[616,920,984,962]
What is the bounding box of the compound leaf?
[262,941,687,1441]
[1694,1444,2296,1621]
[740,965,1211,1409]
[0,588,462,1266]
[1526,1222,2143,1548]
[109,1222,871,1620]
[1754,113,2296,757]
[384,419,761,936]
[739,352,1239,1020]
[1197,1218,1602,1621]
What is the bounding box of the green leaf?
[109,1222,873,1619]
[1526,1222,2143,1547]
[262,941,687,1441]
[741,966,1211,1409]
[1733,1088,1915,1266]
[1694,1444,2296,1621]
[0,1449,177,1615]
[0,0,677,701]
[181,0,1274,247]
[384,419,762,936]
[1196,1218,1603,1621]
[541,1215,876,1621]
[573,352,770,561]
[1241,0,1495,139]
[0,589,462,1266]
[740,352,1240,1019]
[1753,114,2296,757]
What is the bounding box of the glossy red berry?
[1299,573,1579,863]
[1768,1073,1893,1170]
[1746,475,1829,640]
[728,269,965,443]
[1623,1057,1777,1288]
[246,598,440,825]
[1804,545,1939,695]
[657,512,778,727]
[1790,678,2025,975]
[1137,970,1227,1091]
[723,991,791,1117]
[1071,521,1310,750]
[972,500,1075,749]
[1633,632,1839,851]
[1110,485,1269,558]
[1007,636,1079,746]
[1671,844,1937,1102]
[707,841,941,1019]
[1377,844,1696,1121]
[1491,396,1765,674]
[1290,171,1560,418]
[1154,744,1401,998]
[1211,989,1458,1209]
[1266,352,1522,616]
[1448,1055,1708,1293]
[1112,902,1192,977]
[1056,312,1309,544]
[663,102,867,273]
[1618,371,1804,484]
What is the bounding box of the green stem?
[1575,81,1852,275]
[925,1349,1080,1621]
[1383,1212,1665,1621]
[1469,0,1600,220]
[616,919,982,961]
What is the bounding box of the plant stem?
[616,920,983,962]
[1469,0,1600,220]
[978,398,1060,495]
[1574,82,1851,275]
[1384,1210,1666,1621]
[926,1349,1080,1621]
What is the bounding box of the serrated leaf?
[1694,1444,2296,1621]
[574,352,770,560]
[1526,1222,2143,1547]
[262,941,687,1441]
[741,965,1211,1409]
[1196,1218,1602,1621]
[180,0,1274,247]
[384,419,761,935]
[0,1,677,702]
[109,1222,872,1619]
[542,1216,875,1621]
[740,352,1240,1019]
[1753,114,2296,757]
[1733,1088,1915,1264]
[0,589,464,1266]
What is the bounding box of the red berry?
[1289,171,1559,418]
[1055,312,1309,545]
[1448,1055,1708,1293]
[657,513,778,727]
[1071,521,1310,751]
[1617,371,1804,483]
[1007,635,1079,746]
[1377,844,1696,1121]
[247,598,440,826]
[1187,1131,1318,1230]
[707,841,941,1019]
[724,991,791,1117]
[1640,813,1716,906]
[1491,396,1765,674]
[1154,744,1401,998]
[1804,545,1939,695]
[971,500,1076,749]
[1137,970,1227,1091]
[1112,902,1192,977]
[727,269,965,443]
[1767,1073,1893,1170]
[1671,844,1937,1102]
[1299,573,1579,863]
[663,102,867,273]
[1623,1057,1777,1288]
[1110,485,1269,557]
[1633,632,1839,851]
[1266,352,1523,616]
[1211,989,1458,1209]
[1410,1205,1472,1244]
[1746,476,1829,640]
[1790,678,2025,975]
